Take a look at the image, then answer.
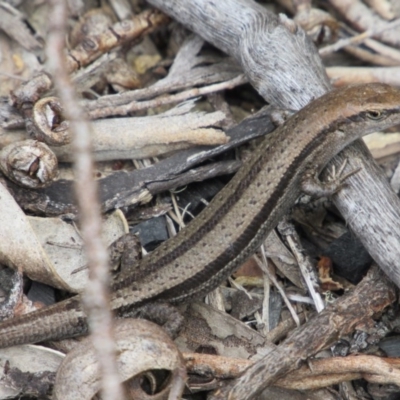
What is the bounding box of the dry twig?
[46,1,124,399]
[210,266,395,399]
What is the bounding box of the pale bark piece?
[263,230,305,290]
[327,66,400,87]
[0,345,64,399]
[52,102,228,161]
[363,132,400,160]
[54,319,186,400]
[175,302,275,360]
[0,3,42,51]
[364,0,396,20]
[28,209,129,293]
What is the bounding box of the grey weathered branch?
[148,0,329,110]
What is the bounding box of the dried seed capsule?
[32,97,71,146]
[0,140,58,188]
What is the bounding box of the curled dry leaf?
[54,319,187,400]
[0,181,70,290]
[28,209,129,293]
[0,140,58,188]
[0,182,128,292]
[32,97,71,146]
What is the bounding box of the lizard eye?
[365,110,385,120]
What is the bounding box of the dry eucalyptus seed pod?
[32,97,71,146]
[0,140,58,188]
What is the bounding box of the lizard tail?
[0,296,88,348]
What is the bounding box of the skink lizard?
[1,83,400,347]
